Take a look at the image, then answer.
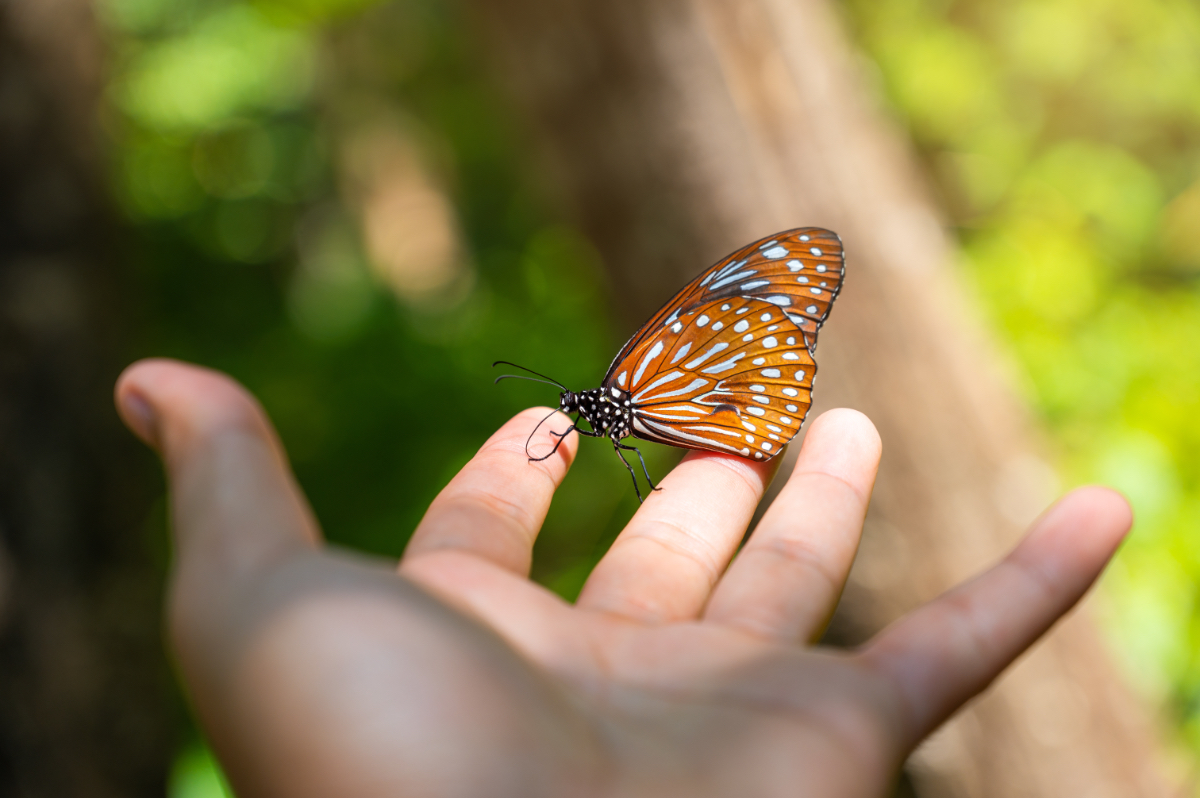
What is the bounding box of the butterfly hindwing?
[617,297,816,460]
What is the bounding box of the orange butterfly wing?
[604,228,844,461]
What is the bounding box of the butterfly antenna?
[493,374,567,390]
[492,360,567,390]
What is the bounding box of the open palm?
[116,359,1130,798]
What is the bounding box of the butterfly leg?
[611,439,661,503]
[615,439,661,494]
[610,442,645,503]
[529,415,601,463]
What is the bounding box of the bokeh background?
[2,0,1199,794]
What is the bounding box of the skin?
[114,358,1133,798]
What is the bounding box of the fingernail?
[121,391,160,448]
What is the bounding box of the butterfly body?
[499,227,845,501]
[559,387,633,440]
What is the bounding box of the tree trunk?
[470,0,1178,794]
[0,1,177,795]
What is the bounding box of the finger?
[574,448,779,624]
[116,359,320,569]
[858,486,1131,746]
[704,409,881,641]
[402,407,578,576]
[115,357,322,657]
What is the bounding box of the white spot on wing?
[786,259,803,272]
[632,341,664,387]
[762,246,788,259]
[782,387,798,397]
[702,353,746,374]
[650,404,705,415]
[734,320,750,333]
[682,425,745,439]
[762,336,778,348]
[762,368,781,378]
[741,280,770,290]
[750,384,766,392]
[672,321,683,332]
[638,409,707,421]
[712,321,724,331]
[684,341,728,369]
[786,404,798,412]
[708,259,747,284]
[762,441,773,451]
[636,416,744,454]
[752,396,769,405]
[697,314,710,327]
[617,371,627,386]
[638,412,739,451]
[794,370,806,381]
[765,296,791,306]
[782,352,799,361]
[816,265,827,273]
[710,269,758,290]
[631,371,685,401]
[747,406,766,416]
[806,305,819,314]
[635,377,709,403]
[671,342,693,364]
[810,247,822,256]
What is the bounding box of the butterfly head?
[559,390,581,412]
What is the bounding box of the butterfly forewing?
[604,228,842,461]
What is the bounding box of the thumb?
[115,358,320,598]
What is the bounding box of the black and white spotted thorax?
[560,386,633,439]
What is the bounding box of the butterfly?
[495,227,844,501]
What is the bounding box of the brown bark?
[471,0,1179,794]
[0,1,177,795]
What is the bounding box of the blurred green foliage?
[842,0,1200,757]
[100,0,672,572]
[98,5,675,786]
[170,744,232,798]
[95,0,1200,787]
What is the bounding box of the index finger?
[574,449,779,624]
[402,407,578,576]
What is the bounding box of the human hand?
[115,358,1131,798]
